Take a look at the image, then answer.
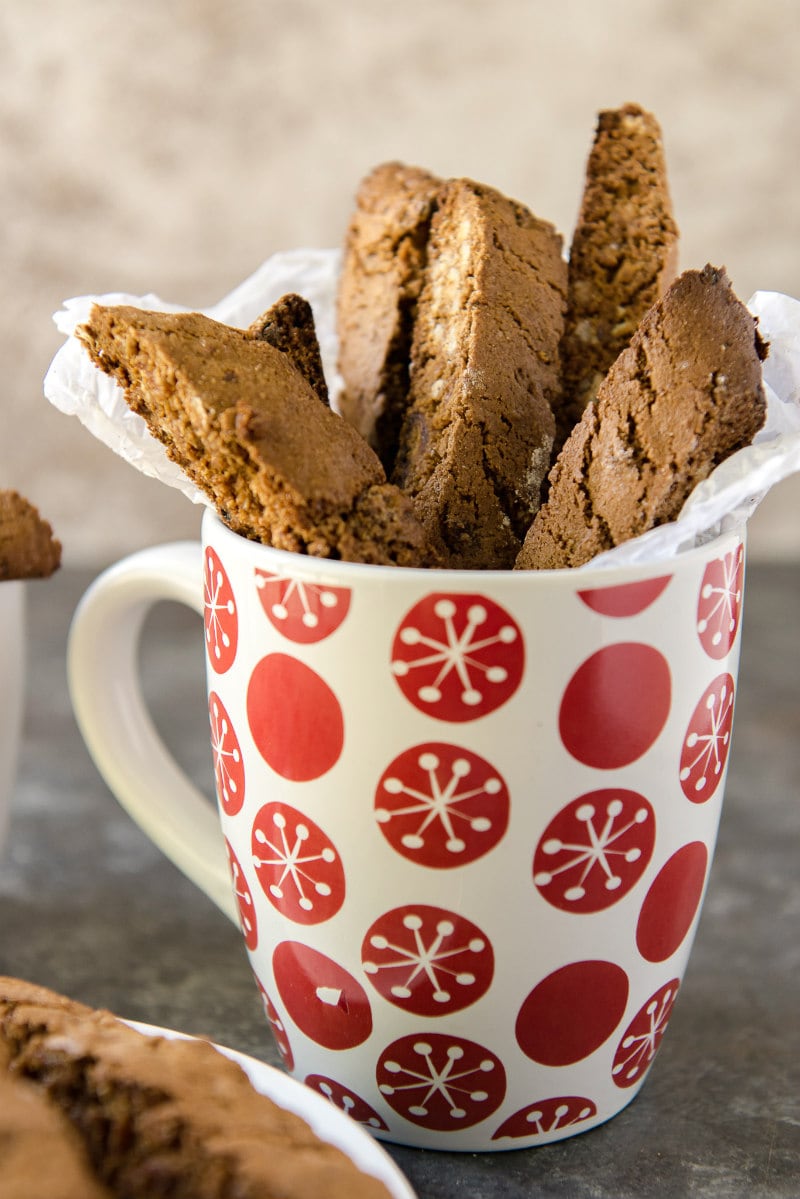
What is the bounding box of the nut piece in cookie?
[0,490,61,580]
[337,161,442,470]
[557,103,679,449]
[76,305,437,567]
[392,177,567,569]
[517,265,767,570]
[248,292,330,405]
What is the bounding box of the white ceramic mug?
[0,582,25,855]
[69,508,746,1151]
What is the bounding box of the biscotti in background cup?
[0,490,61,854]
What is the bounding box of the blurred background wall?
[3,0,799,567]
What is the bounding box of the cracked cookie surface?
[392,177,567,569]
[517,265,767,570]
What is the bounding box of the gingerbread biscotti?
[0,489,62,580]
[556,103,679,449]
[336,162,442,470]
[248,292,330,405]
[516,265,768,570]
[0,1066,111,1199]
[0,976,392,1199]
[77,304,437,567]
[391,177,568,569]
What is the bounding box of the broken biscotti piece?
[0,489,62,580]
[337,161,442,469]
[516,265,768,570]
[556,103,679,449]
[0,1068,111,1199]
[247,292,330,405]
[76,304,438,567]
[0,976,391,1199]
[392,177,568,570]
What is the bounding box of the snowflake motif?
[226,845,256,947]
[204,552,236,665]
[493,1096,598,1140]
[257,573,339,629]
[697,547,743,652]
[364,914,486,1004]
[534,796,651,904]
[209,696,242,813]
[612,981,679,1087]
[380,1040,497,1120]
[680,679,734,798]
[390,595,523,720]
[253,811,336,914]
[376,748,505,860]
[308,1078,388,1130]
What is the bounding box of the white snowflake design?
[253,811,336,913]
[698,552,742,647]
[534,798,651,902]
[521,1101,596,1135]
[228,854,255,941]
[364,913,486,1003]
[210,699,241,808]
[392,599,517,707]
[314,1081,384,1129]
[380,1041,497,1119]
[204,555,235,661]
[613,985,677,1084]
[376,751,501,854]
[681,682,734,793]
[256,572,340,630]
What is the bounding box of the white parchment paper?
[43,250,800,568]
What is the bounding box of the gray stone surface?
[0,563,797,1197]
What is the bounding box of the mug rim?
[201,508,746,586]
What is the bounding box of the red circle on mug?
[516,960,629,1066]
[559,643,671,768]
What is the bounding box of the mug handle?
[67,541,238,925]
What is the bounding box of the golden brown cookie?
[77,305,437,567]
[0,490,61,580]
[0,976,392,1199]
[247,292,330,405]
[392,177,567,569]
[556,103,679,449]
[336,162,442,469]
[517,265,767,570]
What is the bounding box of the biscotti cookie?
[516,265,767,570]
[77,305,437,567]
[248,292,330,405]
[0,976,392,1199]
[0,489,62,580]
[392,177,567,569]
[337,161,442,469]
[556,103,679,449]
[0,1067,111,1199]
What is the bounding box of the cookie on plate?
[0,976,392,1199]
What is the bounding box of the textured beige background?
[3,0,799,566]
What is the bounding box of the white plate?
[127,1021,416,1199]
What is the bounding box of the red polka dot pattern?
[516,961,629,1067]
[559,643,671,769]
[201,530,743,1150]
[247,654,344,781]
[636,842,708,962]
